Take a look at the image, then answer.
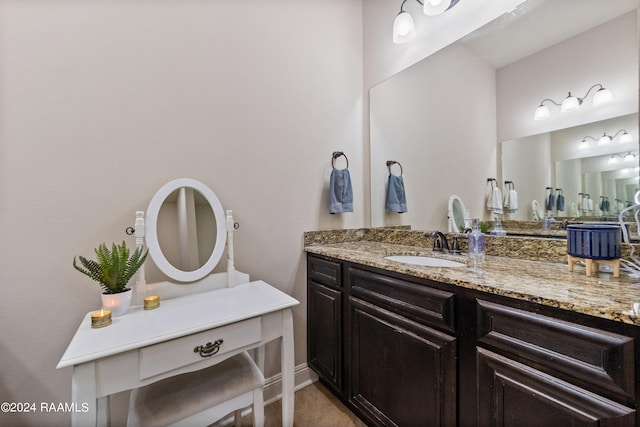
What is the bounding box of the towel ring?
[487,178,497,188]
[386,160,403,176]
[332,151,349,169]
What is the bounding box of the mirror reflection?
[156,188,216,272]
[503,113,639,220]
[370,0,638,231]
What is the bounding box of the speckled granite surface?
[304,229,640,326]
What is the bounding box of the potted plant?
[73,241,148,317]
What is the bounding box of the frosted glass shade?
[393,11,416,44]
[624,153,636,162]
[598,135,612,145]
[561,94,580,112]
[593,87,614,107]
[423,0,452,16]
[534,105,550,120]
[620,132,633,144]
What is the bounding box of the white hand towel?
[571,202,578,217]
[486,187,503,214]
[508,189,518,213]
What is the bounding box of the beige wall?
[0,1,363,425]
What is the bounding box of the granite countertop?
[305,240,640,327]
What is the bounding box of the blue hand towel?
[328,168,353,214]
[385,174,407,213]
[546,193,556,211]
[556,194,565,212]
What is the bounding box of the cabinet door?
[477,348,635,427]
[349,297,456,427]
[308,280,343,392]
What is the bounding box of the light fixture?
[393,0,460,44]
[423,0,452,16]
[393,9,416,44]
[578,130,631,149]
[534,84,613,120]
[607,152,636,164]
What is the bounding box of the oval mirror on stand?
[145,178,226,282]
[448,195,468,232]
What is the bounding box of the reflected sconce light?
[534,84,613,120]
[393,0,460,44]
[578,130,632,149]
[608,152,637,164]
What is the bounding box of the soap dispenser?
[490,216,507,236]
[468,218,486,267]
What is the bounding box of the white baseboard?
[263,362,319,406]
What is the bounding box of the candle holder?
[144,295,160,310]
[91,310,112,328]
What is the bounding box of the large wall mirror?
[370,0,638,231]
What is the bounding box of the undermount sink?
[384,255,466,268]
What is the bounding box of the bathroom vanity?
[305,232,640,426]
[58,281,297,427]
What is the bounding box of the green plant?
[73,241,148,294]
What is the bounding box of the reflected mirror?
[448,195,468,232]
[370,0,638,230]
[503,113,639,220]
[146,178,226,282]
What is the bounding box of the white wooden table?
[57,280,299,426]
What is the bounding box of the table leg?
[72,362,97,427]
[281,308,295,427]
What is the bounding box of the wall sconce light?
[393,0,460,44]
[534,84,613,120]
[578,130,632,149]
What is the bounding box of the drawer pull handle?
[194,339,224,357]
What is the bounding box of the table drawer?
[139,317,262,380]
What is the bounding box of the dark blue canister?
[567,224,621,260]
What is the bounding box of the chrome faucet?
[430,231,450,253]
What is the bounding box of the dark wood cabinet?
[477,347,635,427]
[349,297,456,426]
[306,253,639,426]
[307,255,343,393]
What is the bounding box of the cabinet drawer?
[347,267,455,333]
[139,317,261,380]
[308,255,342,289]
[477,300,634,400]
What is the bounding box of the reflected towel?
[556,194,565,212]
[487,187,503,214]
[385,174,407,213]
[328,168,353,214]
[570,202,578,217]
[546,193,556,211]
[503,188,518,213]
